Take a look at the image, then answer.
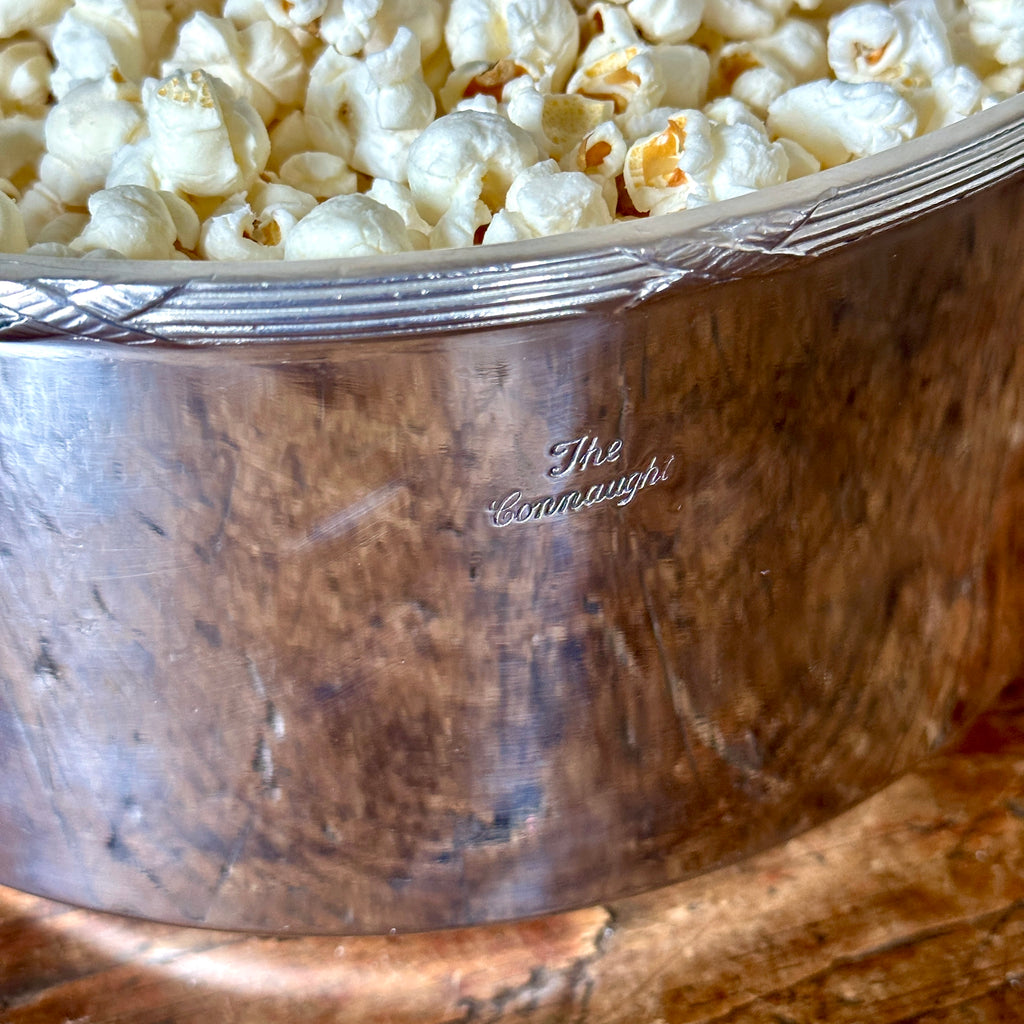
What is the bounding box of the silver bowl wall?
[1,96,1024,935]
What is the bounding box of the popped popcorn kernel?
[623,100,789,213]
[199,181,316,259]
[701,0,793,41]
[445,0,580,90]
[162,11,308,122]
[965,0,1024,67]
[0,188,27,253]
[441,58,531,112]
[483,158,612,241]
[711,20,827,116]
[0,115,45,192]
[320,0,446,60]
[0,40,53,117]
[49,0,158,99]
[568,45,647,114]
[767,77,918,166]
[406,108,540,222]
[282,191,417,259]
[142,68,271,196]
[626,0,706,44]
[70,184,195,259]
[305,28,434,182]
[538,92,616,157]
[0,0,71,40]
[42,75,144,205]
[827,0,954,88]
[623,111,714,213]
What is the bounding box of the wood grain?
[2,682,1022,1023]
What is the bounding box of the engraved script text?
[488,434,674,528]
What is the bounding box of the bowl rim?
[2,91,1023,347]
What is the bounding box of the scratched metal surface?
[0,98,1023,934]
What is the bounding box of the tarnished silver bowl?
[1,94,1023,935]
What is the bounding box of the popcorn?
[567,38,710,138]
[69,183,195,259]
[365,27,436,130]
[140,68,271,197]
[278,151,359,197]
[625,0,705,44]
[305,28,434,181]
[712,20,827,117]
[199,181,317,259]
[0,189,27,253]
[984,62,1024,98]
[965,0,1024,67]
[440,59,528,112]
[767,78,918,166]
[281,192,417,259]
[445,0,580,90]
[623,102,789,214]
[259,0,328,28]
[40,75,144,205]
[702,97,791,199]
[427,177,493,248]
[0,0,71,40]
[0,0,1018,264]
[365,176,432,241]
[49,0,164,99]
[26,241,82,257]
[623,109,715,213]
[406,108,540,222]
[320,0,447,60]
[482,158,612,242]
[827,0,954,88]
[757,18,830,82]
[162,12,307,122]
[776,134,822,177]
[0,41,53,116]
[701,0,793,40]
[0,116,45,189]
[508,86,615,158]
[922,61,988,126]
[16,182,65,244]
[560,117,627,209]
[567,45,655,115]
[657,44,713,109]
[32,209,88,247]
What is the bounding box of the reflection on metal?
[0,99,1023,936]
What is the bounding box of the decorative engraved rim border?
[1,92,1023,347]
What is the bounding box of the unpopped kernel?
[0,0,1018,260]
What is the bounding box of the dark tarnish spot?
[33,508,61,534]
[283,443,307,490]
[194,619,222,648]
[106,828,132,864]
[33,638,61,681]
[138,512,167,537]
[186,389,215,440]
[92,585,112,617]
[942,398,964,432]
[451,783,545,849]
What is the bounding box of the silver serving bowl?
[1,93,1023,935]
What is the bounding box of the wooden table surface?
[2,681,1024,1024]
